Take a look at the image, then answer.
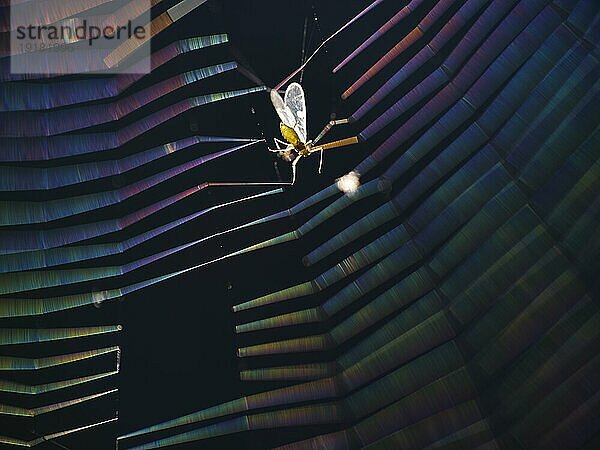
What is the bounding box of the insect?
[268,82,359,184]
[214,82,358,187]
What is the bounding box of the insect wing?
[270,89,297,130]
[284,82,308,144]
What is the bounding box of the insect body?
[268,82,358,184]
[212,82,358,187]
[279,123,309,158]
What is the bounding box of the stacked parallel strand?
[119,0,600,449]
[0,0,269,446]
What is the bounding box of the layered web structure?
[0,0,272,446]
[1,0,599,448]
[118,0,600,449]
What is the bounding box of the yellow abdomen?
[280,123,310,156]
[279,122,302,147]
[280,123,302,147]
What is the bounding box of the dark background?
[3,1,599,449]
[0,0,440,448]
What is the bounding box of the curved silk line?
[0,417,118,447]
[0,186,277,258]
[0,86,266,162]
[0,63,238,137]
[0,389,117,417]
[0,346,119,370]
[0,35,229,109]
[358,0,541,141]
[0,141,258,226]
[342,0,449,98]
[335,0,426,73]
[356,0,560,172]
[0,326,121,345]
[171,180,388,277]
[0,208,294,295]
[0,371,119,394]
[350,0,491,121]
[273,0,387,90]
[0,136,257,191]
[0,188,280,276]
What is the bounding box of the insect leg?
[291,154,302,185]
[275,138,289,147]
[269,138,291,153]
[313,118,351,145]
[318,149,324,174]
